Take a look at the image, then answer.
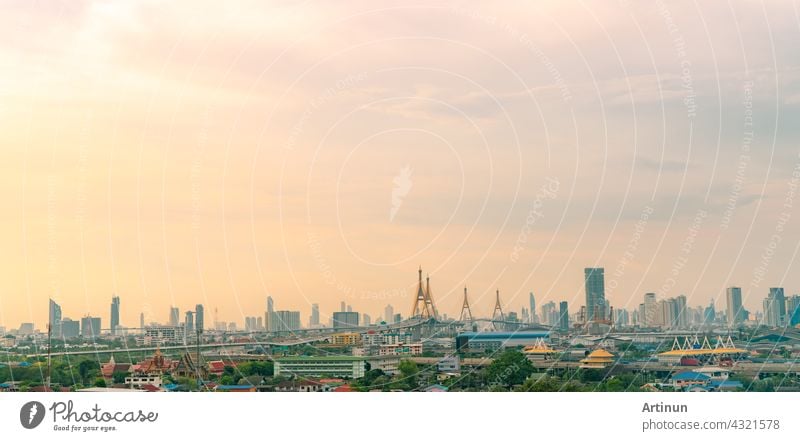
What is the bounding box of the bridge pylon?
[492,289,505,331]
[411,267,437,320]
[459,286,473,323]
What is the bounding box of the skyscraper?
[273,310,301,331]
[169,307,180,327]
[195,304,204,333]
[764,288,786,327]
[541,301,557,326]
[787,295,800,327]
[309,303,320,327]
[644,293,657,326]
[726,287,744,327]
[48,299,62,337]
[340,301,346,313]
[266,296,275,331]
[80,316,101,338]
[332,311,359,329]
[584,268,605,321]
[558,301,569,331]
[140,312,145,329]
[110,296,120,335]
[704,300,716,326]
[384,304,394,324]
[529,292,537,324]
[675,295,687,329]
[185,311,194,334]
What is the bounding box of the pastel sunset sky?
[2,1,800,329]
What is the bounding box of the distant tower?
[459,286,473,322]
[195,304,204,333]
[110,296,120,335]
[529,292,537,324]
[492,289,505,330]
[411,267,435,319]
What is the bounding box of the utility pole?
[196,328,202,390]
[46,324,52,391]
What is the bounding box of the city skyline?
[13,269,800,332]
[3,2,800,330]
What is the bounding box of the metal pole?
[46,324,52,391]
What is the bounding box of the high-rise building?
[61,318,80,338]
[195,304,204,333]
[49,299,62,337]
[787,295,800,327]
[273,310,301,332]
[541,301,557,326]
[363,313,372,327]
[169,307,180,327]
[763,288,786,327]
[384,304,394,324]
[110,296,120,335]
[726,287,744,327]
[529,292,537,323]
[332,311,359,329]
[558,301,569,331]
[615,308,629,327]
[80,316,101,338]
[643,293,657,326]
[340,301,346,313]
[140,312,145,329]
[309,303,320,327]
[185,311,194,334]
[584,268,605,321]
[675,295,687,329]
[659,298,676,329]
[703,301,716,326]
[266,296,275,331]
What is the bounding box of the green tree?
[94,378,107,388]
[78,360,100,385]
[112,371,129,384]
[398,360,419,390]
[520,375,562,391]
[485,350,534,389]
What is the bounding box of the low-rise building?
[125,375,162,388]
[456,331,551,352]
[275,356,367,379]
[436,356,460,373]
[331,332,361,346]
[379,343,422,356]
[137,326,185,346]
[671,371,711,390]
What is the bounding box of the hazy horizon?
[2,1,800,329]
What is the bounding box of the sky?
[2,0,800,330]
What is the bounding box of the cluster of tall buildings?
[48,298,103,339]
[635,293,688,329]
[22,268,800,339]
[761,287,800,328]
